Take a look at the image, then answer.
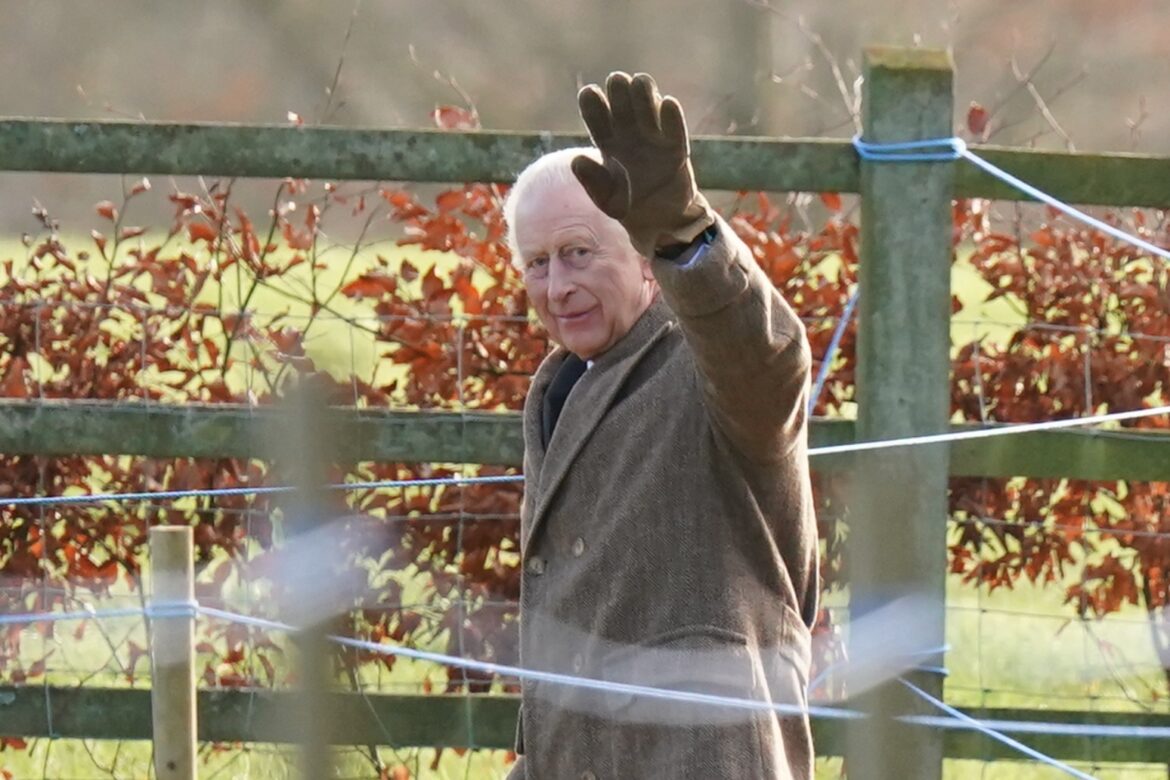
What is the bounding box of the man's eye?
[528,256,549,268]
[562,246,593,265]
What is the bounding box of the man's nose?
[547,259,576,300]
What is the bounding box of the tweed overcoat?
[507,215,819,779]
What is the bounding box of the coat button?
[572,653,583,673]
[571,537,586,557]
[526,556,545,575]
[580,772,597,780]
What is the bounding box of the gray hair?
[503,146,601,267]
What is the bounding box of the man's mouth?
[556,308,595,323]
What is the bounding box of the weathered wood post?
[846,47,954,780]
[148,525,197,780]
[273,383,339,779]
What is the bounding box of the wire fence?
[5,158,1170,777]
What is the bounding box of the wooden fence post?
[148,525,197,780]
[273,383,339,779]
[846,46,955,780]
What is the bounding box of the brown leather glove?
[572,72,716,258]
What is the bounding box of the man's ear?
[640,257,655,282]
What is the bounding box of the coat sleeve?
[651,213,811,462]
[504,756,526,779]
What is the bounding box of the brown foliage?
[948,202,1170,647]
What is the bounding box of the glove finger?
[630,73,663,141]
[605,71,637,140]
[577,84,613,145]
[660,96,691,156]
[571,155,631,220]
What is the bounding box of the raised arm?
[572,72,811,460]
[655,217,810,460]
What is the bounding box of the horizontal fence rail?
[5,119,1170,206]
[0,401,1168,481]
[0,401,524,467]
[1,686,1167,764]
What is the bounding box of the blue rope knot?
[852,135,966,162]
[145,600,200,619]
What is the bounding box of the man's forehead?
[516,179,597,218]
[519,219,597,245]
[515,184,608,248]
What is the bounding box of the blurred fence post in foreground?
[272,382,340,779]
[148,525,197,780]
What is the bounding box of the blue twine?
[811,133,958,415]
[196,605,858,722]
[0,606,146,626]
[853,134,1170,263]
[900,678,1098,780]
[906,713,1170,740]
[4,602,1168,749]
[958,147,1170,263]
[852,135,964,162]
[808,643,949,694]
[808,289,860,415]
[0,474,524,508]
[144,600,200,619]
[819,132,1170,420]
[0,601,198,626]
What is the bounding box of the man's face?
[515,181,656,359]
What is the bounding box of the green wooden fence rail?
[3,400,1170,482]
[2,686,1166,764]
[4,118,1170,206]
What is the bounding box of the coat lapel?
[522,351,563,489]
[525,297,675,548]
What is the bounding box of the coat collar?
[524,295,675,543]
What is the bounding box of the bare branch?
[74,84,148,122]
[692,93,739,135]
[981,38,1060,133]
[740,0,860,133]
[1009,50,1077,152]
[1081,619,1159,710]
[1126,95,1150,151]
[993,66,1087,145]
[407,44,480,122]
[318,0,364,125]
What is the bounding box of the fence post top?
[149,525,193,541]
[863,46,953,72]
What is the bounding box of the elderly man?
[503,72,819,779]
